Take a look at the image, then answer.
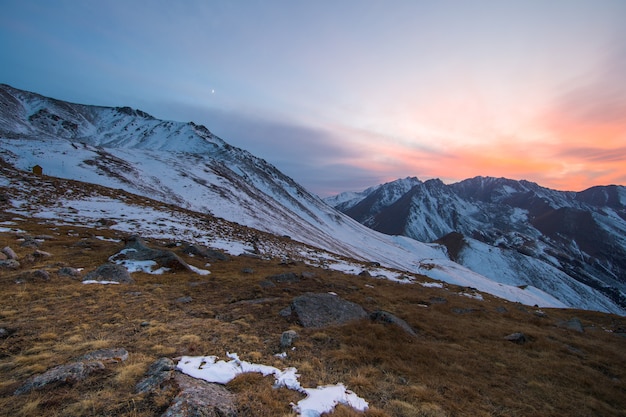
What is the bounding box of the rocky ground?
[1,217,625,416]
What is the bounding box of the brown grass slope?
[0,167,625,417]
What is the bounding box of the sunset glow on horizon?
[2,0,625,195]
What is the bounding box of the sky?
[1,0,625,196]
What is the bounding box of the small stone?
[58,267,81,278]
[241,267,255,274]
[140,321,150,327]
[31,269,50,281]
[504,332,527,344]
[33,250,52,258]
[280,330,298,348]
[176,296,193,304]
[0,259,20,270]
[20,237,40,248]
[1,246,18,260]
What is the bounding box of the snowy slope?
[0,83,622,313]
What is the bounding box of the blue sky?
[2,0,626,196]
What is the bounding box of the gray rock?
[14,361,106,395]
[115,235,193,272]
[370,310,418,337]
[32,249,52,258]
[241,267,254,274]
[182,244,230,261]
[176,296,193,304]
[135,357,175,394]
[279,306,292,317]
[557,317,584,333]
[161,373,237,417]
[14,347,128,395]
[16,269,50,282]
[301,271,316,279]
[84,263,134,284]
[77,348,129,363]
[280,330,298,348]
[31,269,50,281]
[0,259,20,270]
[504,332,528,344]
[289,293,368,328]
[20,237,40,248]
[58,266,81,278]
[2,246,18,260]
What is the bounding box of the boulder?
[84,263,134,284]
[115,236,193,272]
[162,373,237,417]
[287,293,368,328]
[14,361,105,395]
[14,347,128,395]
[370,310,418,337]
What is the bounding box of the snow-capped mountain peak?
[1,83,624,314]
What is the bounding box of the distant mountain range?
[326,176,626,311]
[1,83,624,314]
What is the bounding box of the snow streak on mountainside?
[327,177,626,314]
[0,83,622,314]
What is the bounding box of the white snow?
[176,353,368,417]
[82,280,120,285]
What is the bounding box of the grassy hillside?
[1,218,625,417]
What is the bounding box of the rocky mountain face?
[1,83,624,314]
[327,176,626,311]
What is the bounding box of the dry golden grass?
[0,196,625,416]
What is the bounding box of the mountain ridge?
[326,176,626,312]
[1,83,623,314]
